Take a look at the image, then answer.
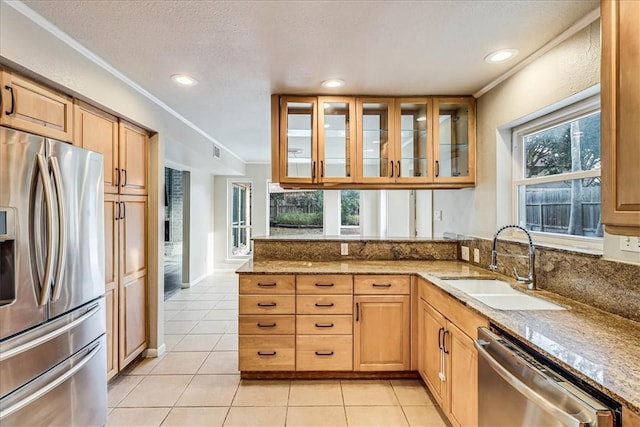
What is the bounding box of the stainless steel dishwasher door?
[476,327,614,427]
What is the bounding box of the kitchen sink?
[470,294,565,311]
[440,278,566,311]
[441,279,516,295]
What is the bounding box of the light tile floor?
[108,272,448,427]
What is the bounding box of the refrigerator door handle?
[35,154,55,307]
[49,157,66,302]
[0,340,101,421]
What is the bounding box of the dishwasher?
[476,327,621,427]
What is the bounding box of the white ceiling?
[22,0,598,164]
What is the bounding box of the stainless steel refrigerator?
[0,127,107,426]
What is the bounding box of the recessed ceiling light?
[321,79,345,88]
[484,49,518,63]
[171,74,198,87]
[416,116,426,122]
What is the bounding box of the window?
[513,96,602,240]
[268,184,324,236]
[340,190,360,235]
[230,182,251,257]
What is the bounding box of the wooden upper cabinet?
[601,0,640,236]
[279,96,318,185]
[74,101,120,194]
[0,71,73,142]
[433,97,475,185]
[356,98,396,184]
[120,195,147,284]
[119,121,149,195]
[273,94,475,189]
[318,97,357,183]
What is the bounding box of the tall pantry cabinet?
[74,101,149,379]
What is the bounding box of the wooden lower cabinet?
[418,278,487,427]
[447,322,478,427]
[239,336,295,371]
[353,294,411,371]
[419,300,446,405]
[296,335,353,371]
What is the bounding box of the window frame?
[511,95,602,249]
[228,179,252,259]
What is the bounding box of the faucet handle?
[513,267,532,284]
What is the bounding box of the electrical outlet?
[340,243,349,256]
[434,210,442,221]
[620,236,640,253]
[461,246,470,261]
[474,248,480,263]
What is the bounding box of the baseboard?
[144,344,166,359]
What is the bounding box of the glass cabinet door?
[357,98,395,182]
[433,97,475,183]
[279,97,318,183]
[396,99,431,182]
[318,97,356,183]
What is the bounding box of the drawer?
[239,295,295,315]
[296,335,353,371]
[296,295,352,315]
[239,335,295,371]
[239,315,295,335]
[354,275,410,295]
[296,315,353,335]
[239,274,295,294]
[296,275,353,294]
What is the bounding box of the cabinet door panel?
[602,0,640,233]
[75,102,119,194]
[419,300,446,406]
[119,274,147,368]
[396,99,433,183]
[447,322,478,427]
[120,196,147,283]
[354,295,410,371]
[433,97,475,185]
[356,98,396,183]
[0,71,73,141]
[279,96,318,184]
[318,97,356,183]
[105,285,118,380]
[119,121,148,195]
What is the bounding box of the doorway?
[164,167,185,300]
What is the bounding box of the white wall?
[434,21,602,237]
[186,170,215,284]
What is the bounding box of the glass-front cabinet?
[279,96,317,185]
[275,95,475,188]
[356,98,395,183]
[395,98,432,183]
[279,96,357,185]
[318,97,356,183]
[433,97,475,184]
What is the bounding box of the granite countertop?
[237,259,640,416]
[251,235,454,242]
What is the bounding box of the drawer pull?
[257,302,277,307]
[314,323,334,328]
[314,283,334,287]
[257,351,277,356]
[314,303,335,308]
[315,351,334,356]
[257,282,277,287]
[257,323,277,328]
[372,283,392,288]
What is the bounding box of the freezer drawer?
[0,335,107,427]
[0,298,105,398]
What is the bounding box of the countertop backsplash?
[458,236,640,323]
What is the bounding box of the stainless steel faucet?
[488,225,536,290]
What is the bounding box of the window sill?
[497,235,603,257]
